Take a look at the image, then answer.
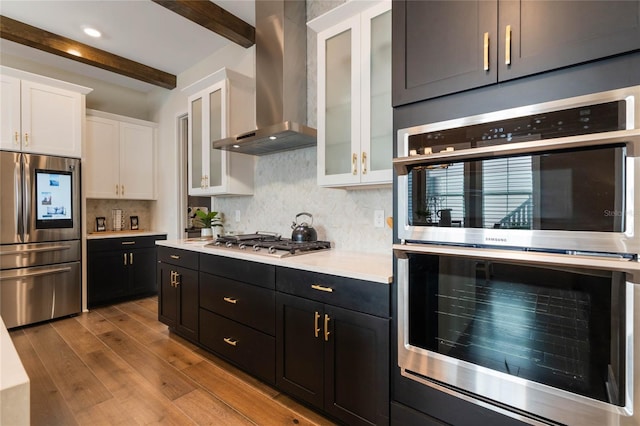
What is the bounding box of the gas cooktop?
[204,231,331,258]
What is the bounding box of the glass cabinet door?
[188,82,227,195]
[188,94,204,195]
[323,24,356,180]
[363,6,392,182]
[208,87,224,189]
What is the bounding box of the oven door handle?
[393,243,640,274]
[393,128,640,175]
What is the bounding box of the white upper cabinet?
[85,110,156,200]
[185,68,255,196]
[310,1,392,188]
[0,67,90,158]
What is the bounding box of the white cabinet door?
[21,81,82,157]
[317,16,362,187]
[188,82,226,196]
[313,1,392,188]
[119,122,155,199]
[360,3,392,185]
[85,116,120,198]
[85,112,156,200]
[0,75,21,151]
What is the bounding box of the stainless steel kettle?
[291,212,318,242]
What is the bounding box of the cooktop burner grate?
[206,232,331,257]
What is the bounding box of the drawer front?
[199,254,275,289]
[199,309,275,385]
[200,272,275,335]
[276,267,390,317]
[157,247,198,270]
[89,235,166,252]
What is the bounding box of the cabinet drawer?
[276,267,390,317]
[89,235,166,252]
[199,254,275,289]
[200,272,275,335]
[157,247,198,270]
[200,309,275,385]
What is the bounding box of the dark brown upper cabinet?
[392,0,640,106]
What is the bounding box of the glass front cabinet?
[186,68,255,196]
[309,1,392,187]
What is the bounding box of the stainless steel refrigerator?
[0,151,81,328]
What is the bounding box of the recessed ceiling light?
[83,27,101,38]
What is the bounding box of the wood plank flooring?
[9,297,336,426]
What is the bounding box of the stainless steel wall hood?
[213,0,316,156]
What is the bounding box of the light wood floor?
[9,297,336,426]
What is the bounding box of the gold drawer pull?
[223,337,238,347]
[223,297,237,304]
[170,254,180,259]
[505,24,512,65]
[324,314,330,341]
[483,32,489,71]
[121,241,135,245]
[311,284,333,293]
[361,151,367,175]
[314,311,321,338]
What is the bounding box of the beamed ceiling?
[0,0,256,90]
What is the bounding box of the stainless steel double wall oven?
[393,86,640,425]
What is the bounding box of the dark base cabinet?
[87,234,166,307]
[199,309,275,384]
[156,248,391,425]
[198,257,277,385]
[276,268,390,426]
[157,247,199,342]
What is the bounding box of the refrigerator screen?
[35,169,73,229]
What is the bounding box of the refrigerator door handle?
[0,244,74,256]
[0,266,72,280]
[22,154,31,239]
[16,154,24,240]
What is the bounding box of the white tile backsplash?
[86,199,153,233]
[212,147,392,253]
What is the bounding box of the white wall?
[148,43,255,240]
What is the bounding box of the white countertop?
[87,230,168,239]
[0,317,30,425]
[157,239,393,284]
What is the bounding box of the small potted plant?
[194,210,222,238]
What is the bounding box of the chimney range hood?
[213,0,316,156]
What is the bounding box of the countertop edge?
[87,231,168,239]
[0,317,30,425]
[156,239,393,284]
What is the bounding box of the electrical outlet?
[234,210,241,222]
[374,210,385,228]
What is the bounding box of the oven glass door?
[407,145,625,232]
[403,251,626,406]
